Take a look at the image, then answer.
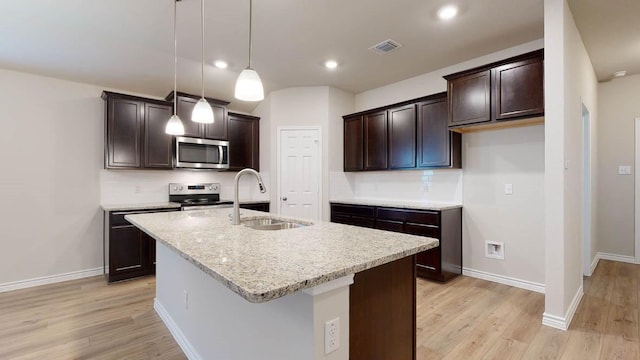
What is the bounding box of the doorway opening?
[582,104,592,275]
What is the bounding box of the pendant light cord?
[201,0,205,98]
[248,0,253,69]
[173,0,179,115]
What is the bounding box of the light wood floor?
[1,260,637,359]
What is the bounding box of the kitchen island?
[126,208,438,360]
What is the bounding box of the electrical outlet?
[504,183,513,195]
[184,290,189,310]
[618,165,632,175]
[325,317,340,354]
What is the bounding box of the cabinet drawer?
[331,204,375,218]
[405,222,440,238]
[376,208,440,226]
[375,219,404,233]
[417,248,440,273]
[110,208,178,227]
[350,216,376,228]
[331,214,352,225]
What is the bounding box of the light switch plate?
[618,166,632,175]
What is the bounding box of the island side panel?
[349,255,417,360]
[154,242,316,360]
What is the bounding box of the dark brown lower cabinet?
[330,202,462,282]
[104,208,178,283]
[239,202,270,212]
[350,255,416,360]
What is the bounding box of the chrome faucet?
[232,168,267,225]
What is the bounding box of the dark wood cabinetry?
[363,111,388,170]
[350,255,416,360]
[343,92,461,172]
[228,112,260,171]
[445,49,544,132]
[165,92,230,140]
[239,202,270,212]
[388,104,416,169]
[330,202,462,282]
[343,115,364,171]
[417,95,461,168]
[104,208,179,282]
[103,92,173,170]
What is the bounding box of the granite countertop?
[125,208,438,303]
[330,198,462,211]
[101,202,182,212]
[220,199,270,204]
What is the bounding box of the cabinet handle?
[115,265,142,271]
[417,264,437,271]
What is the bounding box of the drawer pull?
[417,264,436,271]
[115,265,142,271]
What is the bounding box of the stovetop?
[168,183,232,207]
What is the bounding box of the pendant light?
[191,0,214,123]
[165,0,185,135]
[235,0,264,101]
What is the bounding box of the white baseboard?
[462,267,545,294]
[0,267,104,293]
[542,284,583,331]
[585,255,600,276]
[596,252,637,264]
[154,299,201,360]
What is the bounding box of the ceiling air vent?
[369,39,403,54]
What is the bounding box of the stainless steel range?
[169,183,233,211]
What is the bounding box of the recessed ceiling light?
[214,60,228,69]
[613,70,627,78]
[325,60,338,69]
[437,5,458,20]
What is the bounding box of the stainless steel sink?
[241,217,310,230]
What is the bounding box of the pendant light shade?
[166,114,185,135]
[165,0,185,136]
[192,0,214,123]
[235,67,264,101]
[235,0,264,102]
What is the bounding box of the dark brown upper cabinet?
[445,49,544,132]
[165,92,229,140]
[388,104,416,169]
[417,93,461,168]
[228,112,260,171]
[343,93,461,172]
[103,91,173,170]
[343,115,364,171]
[363,110,388,170]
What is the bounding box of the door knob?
[281,197,288,201]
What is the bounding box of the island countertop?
[125,208,438,303]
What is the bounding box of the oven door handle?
[218,145,223,165]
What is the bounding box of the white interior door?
[278,127,321,220]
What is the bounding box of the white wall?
[0,68,104,285]
[353,40,545,286]
[543,0,598,328]
[596,74,640,257]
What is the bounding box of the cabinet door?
[417,97,450,167]
[109,226,148,281]
[175,96,204,138]
[388,105,416,169]
[239,202,270,212]
[363,111,388,170]
[143,102,174,169]
[106,98,142,168]
[203,102,228,140]
[447,70,491,127]
[343,115,363,171]
[493,57,544,120]
[144,232,156,274]
[228,113,260,171]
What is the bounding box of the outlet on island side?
[485,241,505,260]
[325,317,340,354]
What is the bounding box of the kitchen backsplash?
[100,170,271,205]
[330,169,463,204]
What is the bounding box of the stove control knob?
[179,186,184,191]
[209,185,213,190]
[173,186,178,191]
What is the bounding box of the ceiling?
[568,0,640,82]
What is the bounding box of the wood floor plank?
[521,325,569,359]
[560,329,602,360]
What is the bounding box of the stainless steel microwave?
[175,137,229,170]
